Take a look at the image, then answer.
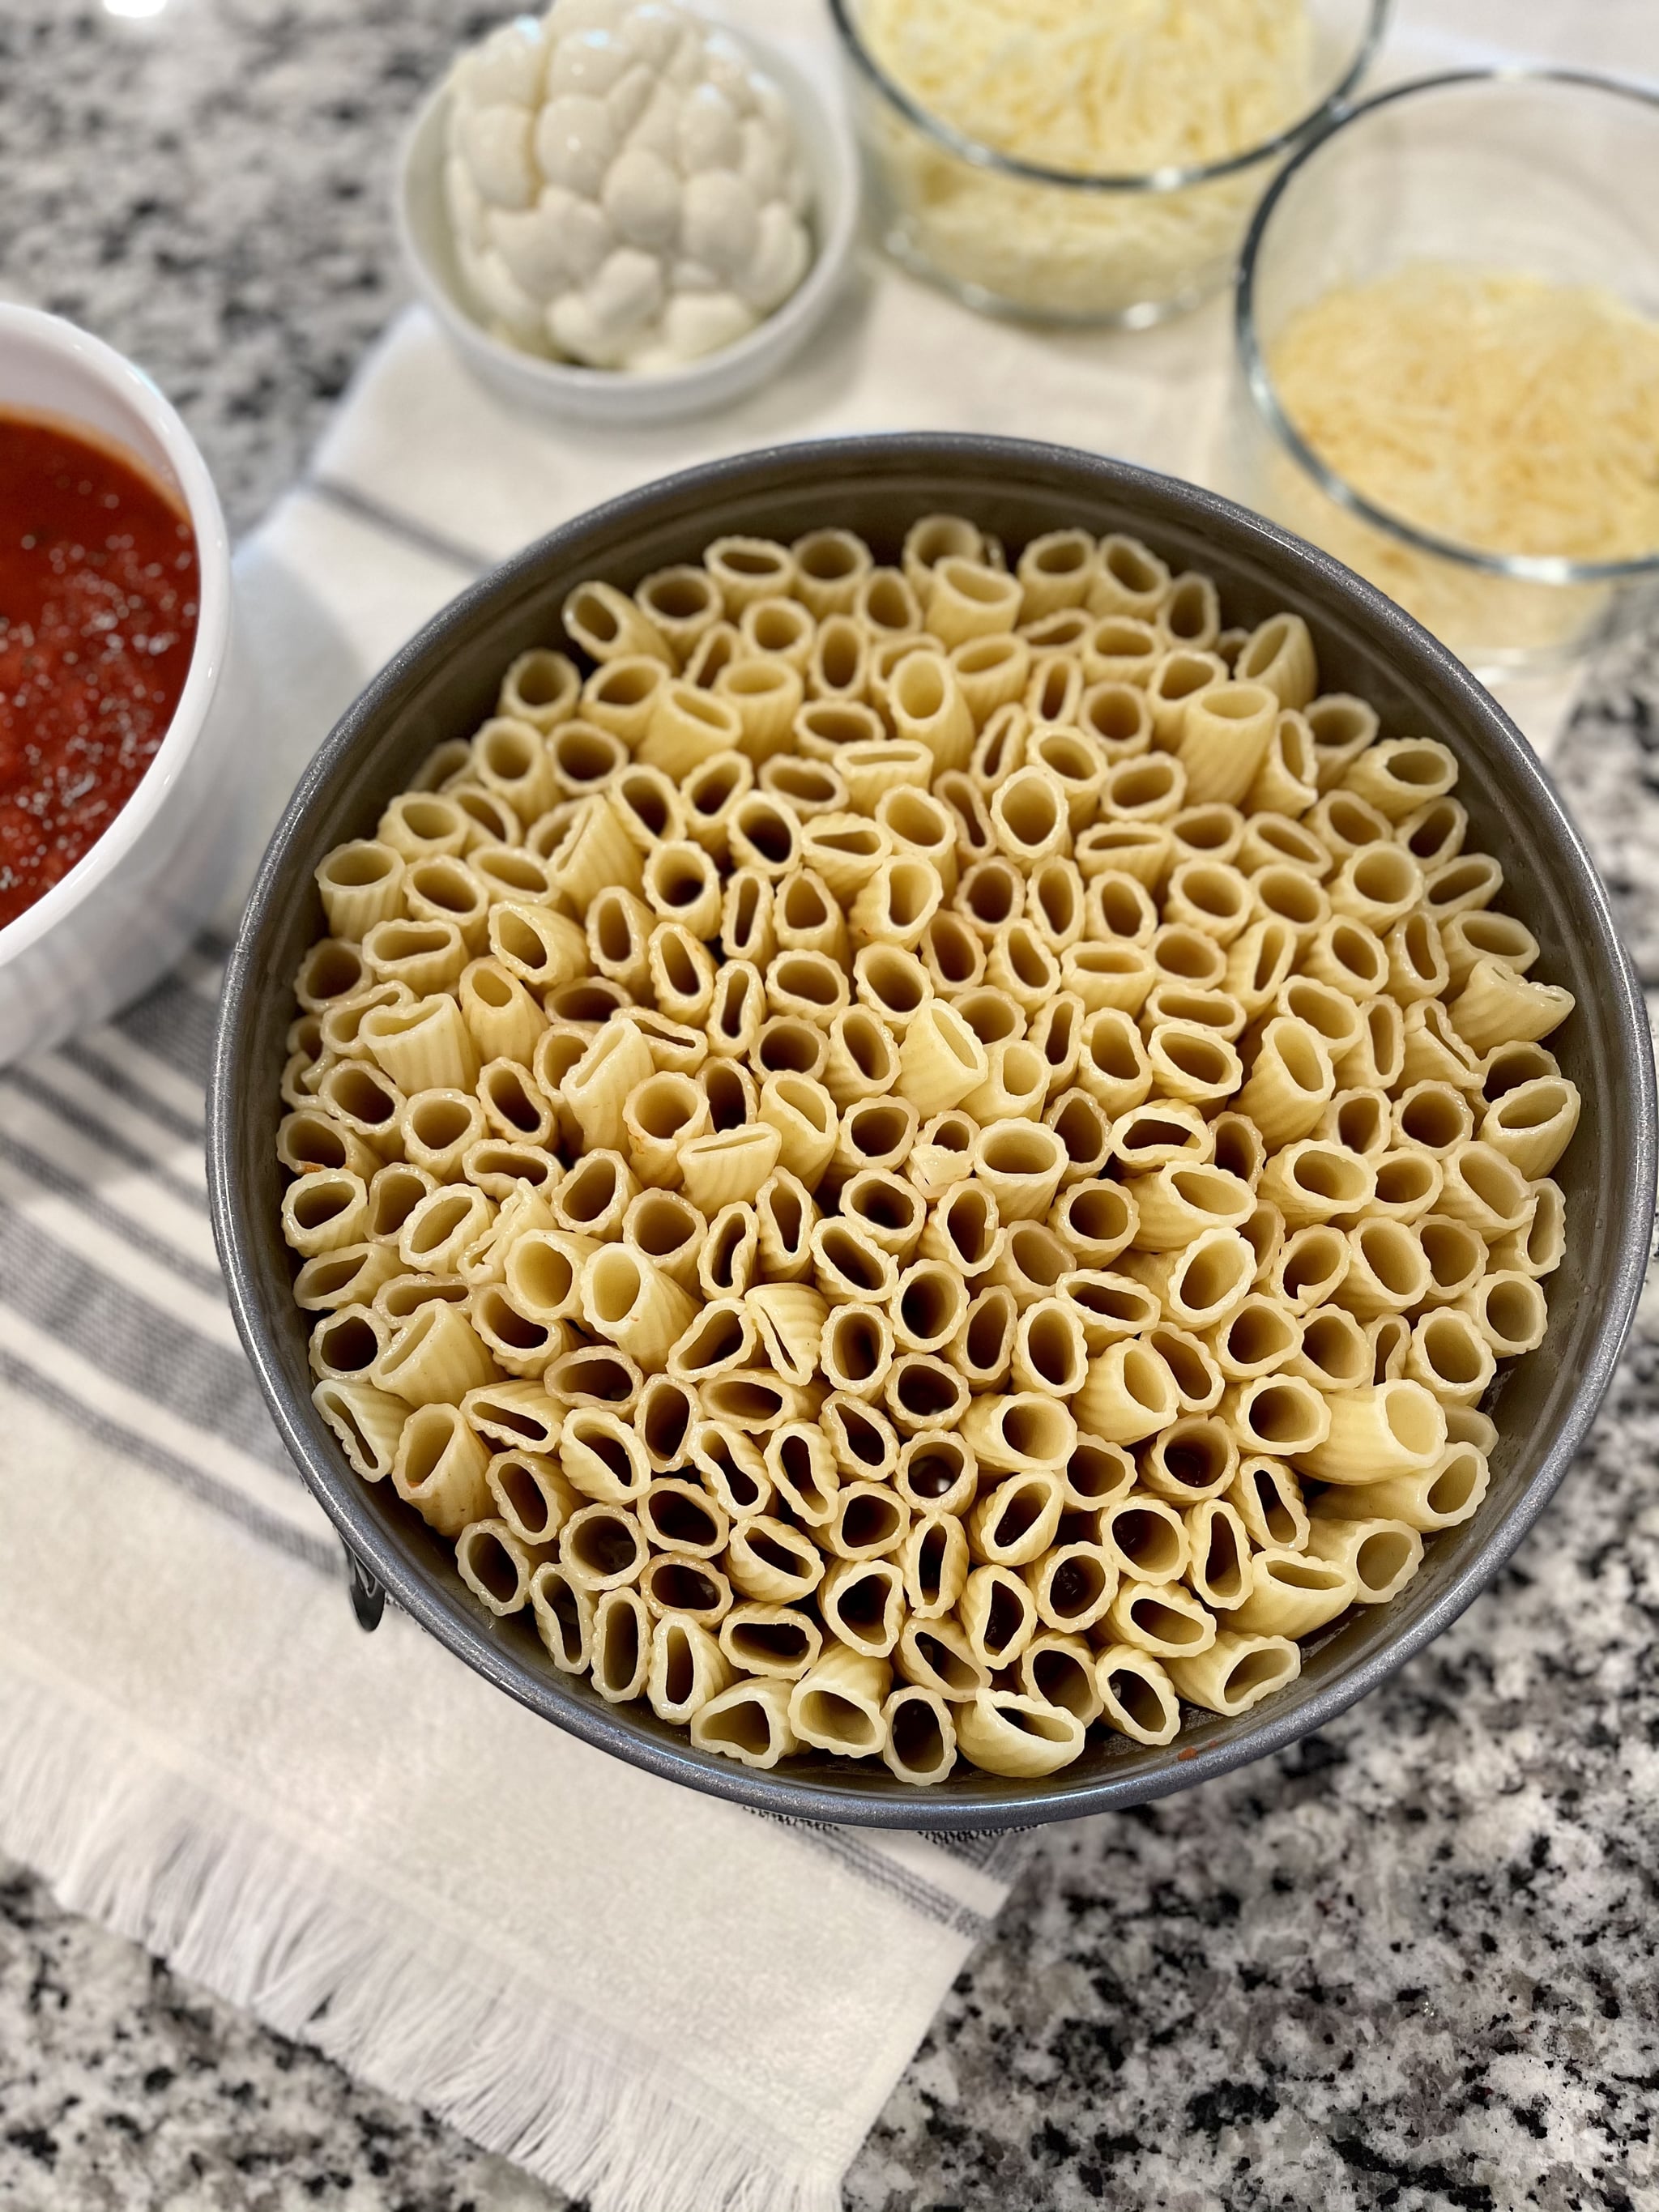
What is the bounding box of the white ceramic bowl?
[397,29,860,426]
[0,305,249,1065]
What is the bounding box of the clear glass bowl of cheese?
[1230,71,1659,679]
[826,0,1391,326]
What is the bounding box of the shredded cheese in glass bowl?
[828,0,1388,326]
[1232,72,1659,675]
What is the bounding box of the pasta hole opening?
[838,1491,902,1551]
[1128,1596,1205,1648]
[701,1693,774,1758]
[834,1565,898,1633]
[1423,1316,1483,1385]
[316,1315,378,1372]
[562,1157,621,1225]
[477,1294,547,1354]
[1009,1225,1068,1289]
[1429,1451,1482,1515]
[639,1384,693,1461]
[1300,1311,1367,1384]
[1269,1556,1346,1596]
[1336,1095,1386,1153]
[292,1179,356,1231]
[990,1480,1051,1548]
[1047,1556,1105,1622]
[894,1362,964,1422]
[894,658,946,718]
[1294,1151,1368,1204]
[1001,1398,1069,1462]
[837,1404,889,1470]
[406,1194,473,1256]
[733,1619,809,1668]
[1052,1096,1110,1166]
[1352,847,1417,904]
[1486,1279,1546,1343]
[1176,1242,1248,1311]
[820,1225,886,1295]
[964,1296,1015,1369]
[465,1532,521,1608]
[906,1442,969,1502]
[1228,1306,1296,1366]
[618,774,672,838]
[588,1250,644,1328]
[889,1696,947,1771]
[828,1309,884,1383]
[911,1525,949,1605]
[1462,1151,1528,1216]
[1360,1223,1423,1296]
[850,1177,920,1236]
[774,955,838,1010]
[646,1560,722,1615]
[1226,1647,1294,1700]
[864,949,928,1016]
[982,1580,1028,1658]
[1375,1154,1435,1205]
[1153,654,1214,705]
[1205,1523,1246,1592]
[1107,1669,1171,1734]
[630,1196,700,1262]
[570,1514,642,1581]
[983,1127,1062,1178]
[1025,1311,1078,1387]
[680,1307,748,1372]
[1251,1470,1298,1546]
[1496,1082,1572,1134]
[1356,1532,1414,1590]
[1250,1384,1318,1448]
[1162,1436,1226,1492]
[1115,1507,1180,1575]
[394,1405,449,1485]
[1401,1091,1467,1149]
[554,727,622,782]
[659,1626,696,1707]
[538,1574,585,1663]
[1068,1442,1130,1503]
[708,1379,787,1425]
[800,1690,881,1752]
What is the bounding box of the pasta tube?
[1303,1516,1425,1603]
[1095,1646,1182,1745]
[391,1403,493,1535]
[955,1690,1085,1779]
[1294,1380,1446,1482]
[788,1647,892,1757]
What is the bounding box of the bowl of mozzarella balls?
[400,0,859,422]
[210,435,1654,1828]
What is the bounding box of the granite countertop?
[2,4,1658,2209]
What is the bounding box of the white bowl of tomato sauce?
[0,305,247,1063]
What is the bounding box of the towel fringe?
[0,1681,842,2212]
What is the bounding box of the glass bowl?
[825,0,1392,326]
[1231,70,1659,680]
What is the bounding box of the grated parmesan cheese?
[851,0,1312,320]
[860,0,1312,177]
[1270,263,1659,568]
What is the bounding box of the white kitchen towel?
[0,6,1625,2210]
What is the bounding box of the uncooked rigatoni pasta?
[285,514,1577,1784]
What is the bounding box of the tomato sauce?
[0,411,199,929]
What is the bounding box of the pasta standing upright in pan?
[279,513,1577,1785]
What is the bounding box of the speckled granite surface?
[2,5,1658,2209]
